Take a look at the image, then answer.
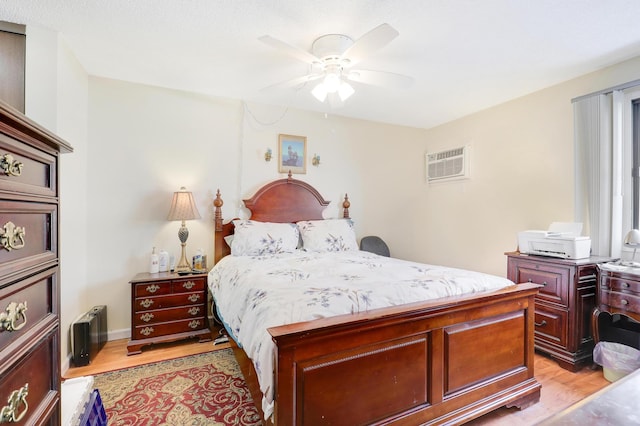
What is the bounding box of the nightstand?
[127,271,212,355]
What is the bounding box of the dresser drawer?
[133,317,208,340]
[0,268,57,354]
[172,276,205,293]
[534,305,567,347]
[0,201,56,280]
[513,261,569,305]
[0,330,59,425]
[134,292,205,312]
[133,305,206,326]
[0,132,57,198]
[603,276,640,294]
[599,290,640,316]
[134,280,171,297]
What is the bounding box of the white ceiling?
[3,0,640,129]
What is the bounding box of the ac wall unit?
[426,145,470,183]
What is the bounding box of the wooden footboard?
[268,283,541,425]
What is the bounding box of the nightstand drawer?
[534,305,567,347]
[0,201,56,280]
[599,290,640,316]
[0,133,57,198]
[133,317,208,340]
[133,305,206,325]
[134,292,205,312]
[0,268,56,354]
[514,262,569,305]
[134,280,171,297]
[172,277,205,293]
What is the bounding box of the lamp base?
[175,241,192,274]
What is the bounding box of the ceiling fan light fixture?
[323,72,341,93]
[312,83,328,102]
[338,81,355,101]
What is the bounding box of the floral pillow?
[231,220,299,256]
[297,219,358,252]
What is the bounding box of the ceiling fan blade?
[346,69,413,89]
[261,73,323,91]
[341,23,399,66]
[259,35,322,65]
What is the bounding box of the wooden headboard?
[214,173,350,264]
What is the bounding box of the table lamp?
[167,187,201,274]
[624,229,640,266]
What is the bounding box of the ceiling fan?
[259,23,413,106]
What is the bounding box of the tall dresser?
[0,100,72,424]
[506,252,613,371]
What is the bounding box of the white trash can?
[593,341,640,382]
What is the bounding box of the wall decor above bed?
[210,175,542,425]
[278,133,306,174]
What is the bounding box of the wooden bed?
[212,174,541,425]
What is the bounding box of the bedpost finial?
[214,189,223,231]
[287,170,293,182]
[343,193,350,218]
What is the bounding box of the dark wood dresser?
[127,272,211,355]
[506,252,613,371]
[0,101,72,424]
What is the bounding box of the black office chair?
[359,236,390,257]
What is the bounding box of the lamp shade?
[167,187,201,221]
[624,229,640,247]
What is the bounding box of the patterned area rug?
[93,348,261,425]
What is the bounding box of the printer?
[517,222,591,260]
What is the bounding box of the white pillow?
[297,219,358,252]
[231,220,299,256]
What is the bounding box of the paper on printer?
[517,222,591,259]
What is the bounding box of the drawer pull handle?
[535,320,547,327]
[0,154,23,177]
[0,301,28,332]
[622,282,630,288]
[139,299,154,309]
[0,383,29,423]
[526,278,547,286]
[0,222,25,252]
[140,326,154,336]
[188,307,200,316]
[188,294,200,303]
[146,284,160,293]
[183,281,196,290]
[188,320,201,329]
[621,299,629,305]
[140,313,154,322]
[527,279,532,283]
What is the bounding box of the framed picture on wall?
[278,134,307,174]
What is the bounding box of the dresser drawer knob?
[621,299,629,305]
[188,307,200,316]
[146,284,160,293]
[0,154,23,177]
[0,383,29,423]
[140,313,154,322]
[0,222,25,252]
[188,320,201,329]
[139,299,154,309]
[622,282,630,288]
[535,320,547,327]
[188,294,200,303]
[0,301,28,332]
[140,326,154,336]
[183,281,196,290]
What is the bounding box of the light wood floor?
[64,330,611,425]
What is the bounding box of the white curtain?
[574,91,623,257]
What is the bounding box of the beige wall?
[412,56,640,276]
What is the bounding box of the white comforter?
[208,250,514,419]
